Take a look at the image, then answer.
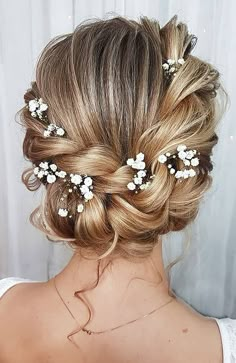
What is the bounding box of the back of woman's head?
[20,15,226,260]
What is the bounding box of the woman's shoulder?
[0,276,47,321]
[0,277,51,362]
[0,276,38,299]
[0,276,46,318]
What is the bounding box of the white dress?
[0,277,235,362]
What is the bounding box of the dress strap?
[214,317,236,363]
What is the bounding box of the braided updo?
[19,15,225,260]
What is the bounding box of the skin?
[0,240,223,363]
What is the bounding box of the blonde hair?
[19,15,227,261]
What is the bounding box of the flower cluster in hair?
[158,144,200,179]
[28,98,48,119]
[34,161,94,216]
[162,58,185,79]
[43,123,65,138]
[126,152,155,193]
[26,98,65,138]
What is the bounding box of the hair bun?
[19,15,226,259]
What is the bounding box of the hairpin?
[34,161,94,217]
[126,152,155,193]
[26,98,65,138]
[157,144,200,179]
[162,58,185,79]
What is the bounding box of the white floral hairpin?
[162,58,185,79]
[158,144,200,179]
[43,124,65,138]
[34,161,94,217]
[126,152,155,193]
[26,97,65,138]
[28,98,48,119]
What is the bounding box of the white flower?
[191,158,199,166]
[34,167,39,175]
[139,161,146,169]
[77,204,84,213]
[50,164,57,172]
[28,100,39,112]
[47,174,56,183]
[56,171,66,178]
[58,208,68,217]
[143,181,151,189]
[71,174,82,185]
[162,63,169,70]
[189,169,196,177]
[178,58,185,65]
[39,103,48,112]
[48,124,56,131]
[84,177,93,186]
[168,164,172,168]
[177,144,187,152]
[183,159,190,166]
[132,161,145,170]
[185,150,194,159]
[37,170,45,179]
[134,177,143,185]
[126,158,134,166]
[178,151,187,160]
[166,152,171,157]
[84,191,93,200]
[182,169,190,179]
[175,170,183,179]
[80,185,89,194]
[158,154,167,163]
[136,152,144,161]
[137,170,146,177]
[127,182,136,190]
[39,162,49,170]
[56,127,65,136]
[31,111,37,117]
[43,130,51,138]
[167,59,175,65]
[170,67,176,73]
[170,168,176,174]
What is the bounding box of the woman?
[0,15,235,363]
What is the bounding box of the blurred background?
[0,0,235,318]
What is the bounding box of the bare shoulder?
[0,280,49,318]
[0,280,81,363]
[158,296,223,363]
[0,281,50,362]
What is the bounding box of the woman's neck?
[52,239,171,322]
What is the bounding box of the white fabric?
[0,0,235,319]
[0,277,236,362]
[214,318,236,363]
